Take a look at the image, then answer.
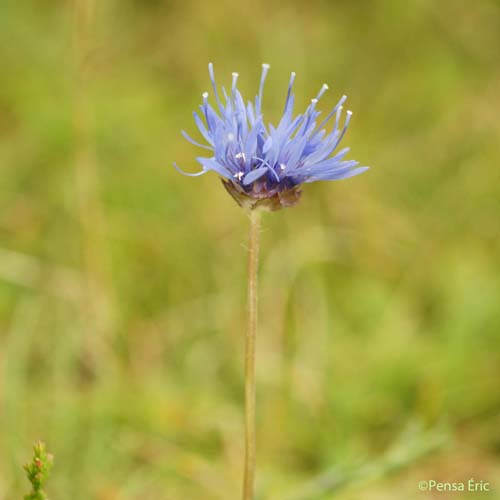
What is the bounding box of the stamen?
[257,63,271,114]
[343,110,353,132]
[208,62,223,113]
[284,71,296,113]
[312,94,348,137]
[181,130,212,150]
[315,83,329,101]
[231,72,239,94]
[334,105,343,131]
[330,109,353,152]
[173,162,206,177]
[200,93,212,132]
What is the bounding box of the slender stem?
[243,209,261,500]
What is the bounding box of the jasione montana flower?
[174,63,368,211]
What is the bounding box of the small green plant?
[23,441,54,500]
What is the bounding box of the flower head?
[175,63,368,211]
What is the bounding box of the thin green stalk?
[243,209,261,500]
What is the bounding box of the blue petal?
[305,165,369,182]
[247,101,256,125]
[193,112,214,146]
[234,89,248,137]
[263,136,273,154]
[181,130,213,150]
[302,141,349,167]
[252,157,280,182]
[196,157,233,180]
[301,158,358,176]
[201,102,222,132]
[244,120,262,166]
[283,135,307,170]
[335,166,369,179]
[243,167,268,185]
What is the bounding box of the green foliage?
[23,442,54,500]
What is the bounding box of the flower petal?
[193,112,215,146]
[305,165,369,182]
[263,136,273,154]
[181,130,213,150]
[243,167,268,185]
[196,157,233,179]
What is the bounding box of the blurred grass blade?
[280,423,450,500]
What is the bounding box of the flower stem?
[243,209,261,500]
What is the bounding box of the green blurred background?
[1,0,500,498]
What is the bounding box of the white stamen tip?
[311,98,318,104]
[347,110,353,115]
[323,84,329,90]
[291,71,296,76]
[202,92,209,98]
[262,63,270,69]
[232,72,239,77]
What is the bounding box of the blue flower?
[175,63,368,210]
